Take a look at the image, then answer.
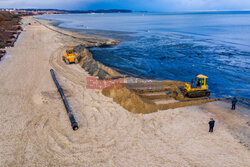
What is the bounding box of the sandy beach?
[0,16,249,166]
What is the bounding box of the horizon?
[1,0,250,12]
[2,8,250,13]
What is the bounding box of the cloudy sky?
[1,0,250,11]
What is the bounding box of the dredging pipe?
[50,69,79,131]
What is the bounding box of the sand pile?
[102,84,158,114]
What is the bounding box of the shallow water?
[38,12,250,99]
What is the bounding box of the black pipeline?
[50,69,79,131]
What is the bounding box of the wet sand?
[0,16,249,166]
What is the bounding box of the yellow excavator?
[62,49,78,64]
[183,74,210,98]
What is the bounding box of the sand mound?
[102,84,158,114]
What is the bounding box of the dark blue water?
[38,12,250,100]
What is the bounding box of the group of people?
[208,97,238,133]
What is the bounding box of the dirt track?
[0,17,249,166]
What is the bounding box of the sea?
[37,11,250,100]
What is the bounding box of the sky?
[1,0,250,12]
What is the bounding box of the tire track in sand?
[49,45,86,87]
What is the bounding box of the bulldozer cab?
[66,49,74,55]
[193,74,208,89]
[195,77,204,88]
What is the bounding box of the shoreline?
[35,17,122,45]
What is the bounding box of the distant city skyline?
[1,0,250,12]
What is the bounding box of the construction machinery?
[62,49,78,64]
[182,74,210,98]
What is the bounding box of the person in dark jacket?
[208,118,215,133]
[231,97,238,110]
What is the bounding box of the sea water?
[38,12,250,100]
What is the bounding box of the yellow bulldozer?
[182,74,210,98]
[62,49,78,64]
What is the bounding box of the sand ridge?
[0,16,249,166]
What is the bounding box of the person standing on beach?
[208,118,215,133]
[231,97,238,110]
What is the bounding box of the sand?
[0,16,249,167]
